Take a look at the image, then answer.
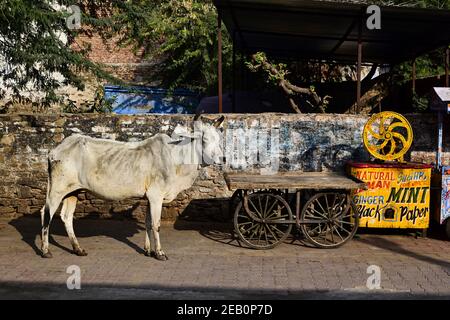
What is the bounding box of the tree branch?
[248,53,326,113]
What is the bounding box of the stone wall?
[0,113,448,221]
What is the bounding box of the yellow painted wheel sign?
[363,111,413,162]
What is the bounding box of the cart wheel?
[300,192,359,248]
[234,192,293,249]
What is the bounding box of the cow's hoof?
[144,250,155,257]
[41,251,53,259]
[73,249,88,256]
[155,252,168,261]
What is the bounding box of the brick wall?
[77,34,144,64]
[0,113,448,221]
[75,33,157,84]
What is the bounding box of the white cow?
[40,115,224,260]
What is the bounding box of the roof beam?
[329,18,358,55]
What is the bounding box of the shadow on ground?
[357,236,450,270]
[0,279,448,300]
[173,219,309,250]
[8,214,146,257]
[174,197,311,249]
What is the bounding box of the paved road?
[0,216,449,299]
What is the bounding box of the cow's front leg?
[146,193,168,261]
[144,207,152,257]
[61,196,87,256]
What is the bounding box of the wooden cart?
[224,172,366,249]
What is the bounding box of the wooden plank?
[224,172,366,191]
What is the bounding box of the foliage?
[246,52,290,84]
[0,0,120,110]
[412,91,430,112]
[112,0,233,95]
[392,47,448,84]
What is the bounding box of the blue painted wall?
[104,85,200,114]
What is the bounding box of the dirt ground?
[0,216,449,300]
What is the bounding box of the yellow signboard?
[349,163,432,229]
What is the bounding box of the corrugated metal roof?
[214,0,450,63]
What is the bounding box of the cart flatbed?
[224,172,366,191]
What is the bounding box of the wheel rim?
[300,193,358,248]
[234,193,292,249]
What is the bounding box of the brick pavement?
[0,216,449,299]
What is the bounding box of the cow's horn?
[193,110,202,121]
[214,115,225,128]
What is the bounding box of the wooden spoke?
[314,198,328,216]
[264,198,279,218]
[265,224,280,242]
[335,220,356,225]
[248,198,262,218]
[324,194,330,213]
[237,221,254,227]
[308,206,328,219]
[242,223,259,235]
[257,195,263,214]
[330,225,335,243]
[333,225,345,241]
[263,194,270,216]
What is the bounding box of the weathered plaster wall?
[0,113,447,221]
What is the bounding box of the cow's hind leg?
[40,193,63,258]
[61,196,87,256]
[146,193,167,261]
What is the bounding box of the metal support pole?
[218,11,223,113]
[295,190,301,225]
[240,51,245,91]
[438,111,443,170]
[356,16,362,114]
[446,48,449,87]
[356,41,362,114]
[232,31,236,113]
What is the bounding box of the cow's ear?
[214,116,225,128]
[169,135,197,145]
